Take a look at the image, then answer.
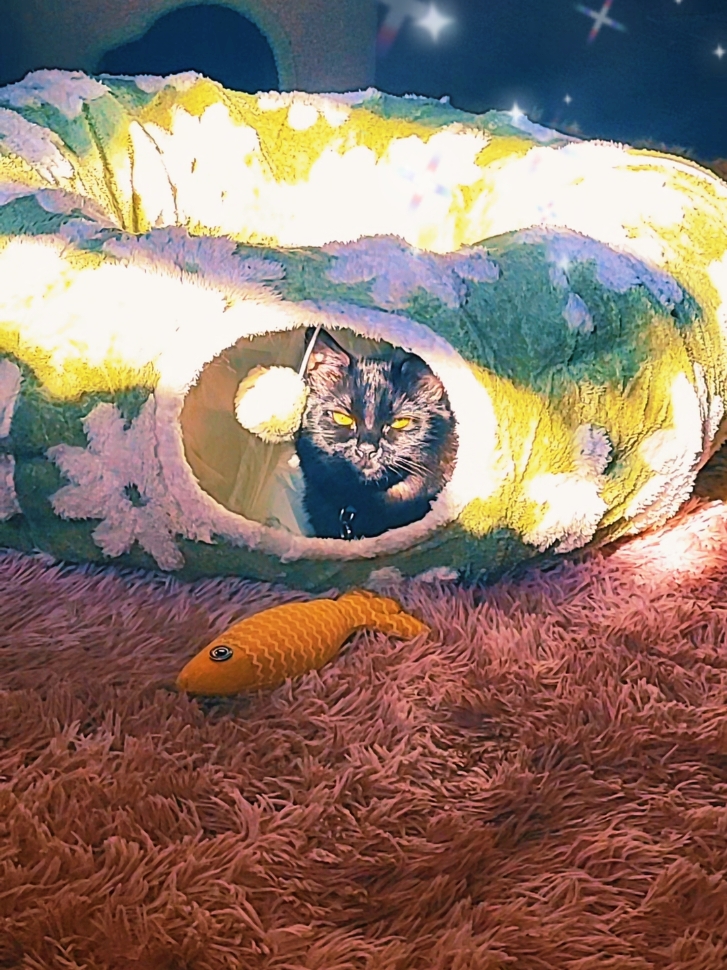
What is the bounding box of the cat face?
[300,329,452,487]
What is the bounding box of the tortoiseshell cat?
[295,328,458,539]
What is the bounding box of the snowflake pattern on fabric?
[47,396,184,569]
[99,226,286,288]
[323,235,499,310]
[0,359,21,520]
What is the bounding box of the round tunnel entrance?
[179,328,459,541]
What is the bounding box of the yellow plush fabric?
[0,70,727,589]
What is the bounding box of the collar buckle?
[339,505,356,540]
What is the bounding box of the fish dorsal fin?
[340,589,402,616]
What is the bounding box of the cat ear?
[305,328,351,387]
[397,353,445,403]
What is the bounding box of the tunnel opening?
[179,327,460,543]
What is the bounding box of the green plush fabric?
[0,69,726,589]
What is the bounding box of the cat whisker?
[390,457,429,477]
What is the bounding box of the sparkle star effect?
[416,4,453,41]
[575,0,627,43]
[509,103,526,124]
[377,0,454,56]
[716,44,726,59]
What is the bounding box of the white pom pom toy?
[234,325,322,443]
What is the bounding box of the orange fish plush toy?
[176,589,429,695]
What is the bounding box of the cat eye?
[390,416,412,430]
[331,411,354,427]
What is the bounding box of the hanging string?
[297,323,323,378]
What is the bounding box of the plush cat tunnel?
[1,70,727,590]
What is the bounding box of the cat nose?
[358,442,376,457]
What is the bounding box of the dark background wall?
[0,0,376,97]
[96,5,279,93]
[0,0,725,161]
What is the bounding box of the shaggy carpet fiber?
[4,480,727,968]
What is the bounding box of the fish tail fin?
[339,590,429,639]
[373,612,430,639]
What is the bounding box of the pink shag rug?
[4,487,727,968]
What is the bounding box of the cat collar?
[338,505,357,540]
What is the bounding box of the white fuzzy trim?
[153,297,501,562]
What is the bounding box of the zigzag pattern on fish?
[176,589,429,694]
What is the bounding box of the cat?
[295,328,458,539]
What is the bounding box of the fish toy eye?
[332,411,354,427]
[209,644,234,662]
[390,416,412,430]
